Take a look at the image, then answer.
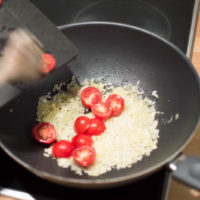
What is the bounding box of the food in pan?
[34,77,159,176]
[32,122,56,144]
[40,53,56,74]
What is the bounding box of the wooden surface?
[168,8,200,200]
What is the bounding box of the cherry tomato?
[72,134,93,149]
[73,145,96,167]
[74,116,91,134]
[85,118,106,136]
[81,87,102,108]
[32,122,56,144]
[0,0,2,6]
[52,140,73,158]
[106,94,124,116]
[40,53,56,74]
[91,102,111,119]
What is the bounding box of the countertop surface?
[168,8,200,200]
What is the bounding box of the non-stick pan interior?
[0,22,199,188]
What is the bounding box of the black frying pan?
[0,22,200,189]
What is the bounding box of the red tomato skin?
[52,140,73,158]
[106,94,124,116]
[91,102,112,119]
[72,134,93,149]
[73,145,96,167]
[81,87,102,108]
[84,118,106,136]
[74,116,91,134]
[32,122,56,144]
[40,53,56,74]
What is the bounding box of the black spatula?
[0,0,78,107]
[0,0,78,67]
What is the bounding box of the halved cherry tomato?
[85,118,106,136]
[106,94,124,116]
[40,53,56,74]
[32,122,56,144]
[72,134,93,149]
[74,116,90,134]
[81,87,102,108]
[91,102,111,119]
[73,145,96,167]
[52,140,73,158]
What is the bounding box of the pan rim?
[1,21,200,187]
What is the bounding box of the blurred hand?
[0,28,44,86]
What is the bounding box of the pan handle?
[168,154,200,191]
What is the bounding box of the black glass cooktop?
[0,0,199,199]
[0,148,168,200]
[32,0,199,56]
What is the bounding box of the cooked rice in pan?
[37,77,159,176]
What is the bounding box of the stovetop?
[0,0,199,199]
[32,0,199,57]
[0,148,169,200]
